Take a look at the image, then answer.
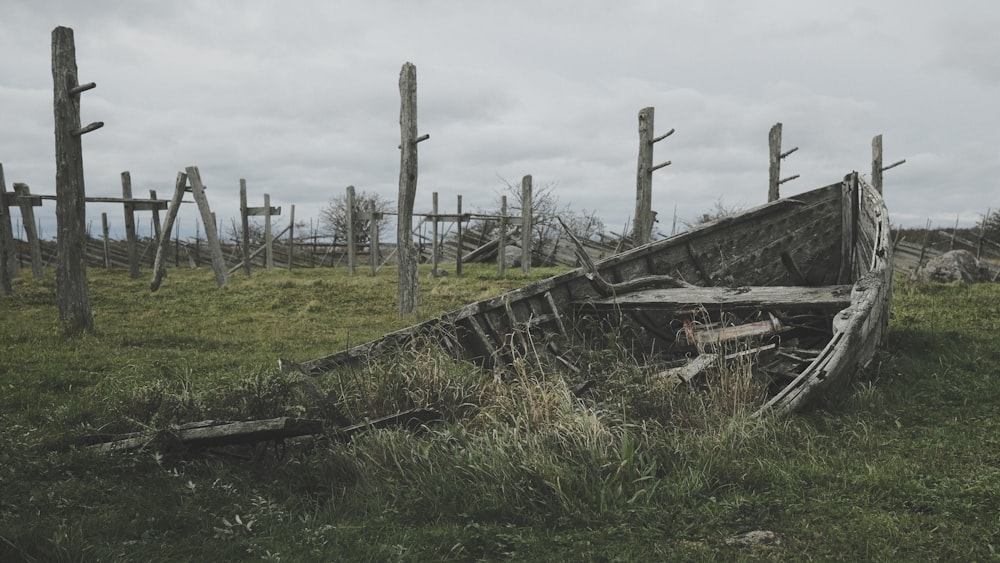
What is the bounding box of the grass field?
[1,265,999,561]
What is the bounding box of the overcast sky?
[2,1,998,241]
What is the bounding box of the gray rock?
[911,250,994,284]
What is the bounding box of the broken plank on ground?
[94,417,324,452]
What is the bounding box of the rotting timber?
[288,172,893,415]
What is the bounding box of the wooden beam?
[95,417,325,452]
[151,172,188,291]
[578,285,852,313]
[521,175,532,274]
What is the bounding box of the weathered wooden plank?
[579,285,851,312]
[95,417,324,452]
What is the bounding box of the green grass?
[2,266,1000,561]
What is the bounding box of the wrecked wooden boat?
[288,172,892,414]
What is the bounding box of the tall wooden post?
[634,107,673,245]
[498,195,508,277]
[53,26,100,333]
[397,62,427,315]
[431,191,440,276]
[149,189,162,268]
[768,123,799,202]
[346,185,357,276]
[121,171,139,278]
[12,184,43,278]
[0,163,16,293]
[185,166,228,287]
[151,172,188,291]
[239,179,251,277]
[264,193,274,270]
[455,194,464,277]
[287,204,295,271]
[101,212,111,270]
[0,165,11,295]
[871,134,905,195]
[369,201,379,276]
[521,175,532,274]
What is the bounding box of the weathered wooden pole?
[397,62,427,315]
[101,212,111,270]
[498,195,508,277]
[0,163,16,292]
[346,185,357,276]
[455,194,464,277]
[185,166,228,287]
[149,189,162,268]
[53,26,100,333]
[431,191,440,276]
[12,184,43,278]
[120,171,140,278]
[521,175,532,274]
[871,134,905,195]
[369,200,379,276]
[239,179,251,277]
[287,204,295,271]
[263,193,274,270]
[768,123,799,202]
[0,168,11,295]
[634,107,673,245]
[151,171,188,291]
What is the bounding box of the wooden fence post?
[287,204,295,271]
[369,201,379,276]
[52,26,100,333]
[121,171,139,278]
[634,107,673,246]
[151,172,188,291]
[239,179,251,277]
[397,62,427,315]
[149,189,162,267]
[431,191,440,276]
[768,122,799,202]
[0,165,11,295]
[498,195,508,277]
[101,212,111,270]
[871,134,905,195]
[12,184,43,278]
[456,194,464,277]
[346,185,357,276]
[521,175,532,274]
[262,194,272,270]
[185,166,228,287]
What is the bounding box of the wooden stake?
[369,201,379,277]
[185,166,229,287]
[149,189,162,268]
[521,175,532,274]
[239,179,251,277]
[287,204,295,271]
[12,184,43,278]
[121,171,139,278]
[346,185,356,276]
[456,194,464,276]
[261,193,272,270]
[151,172,188,291]
[498,195,507,277]
[0,163,15,293]
[397,62,420,315]
[101,212,111,270]
[431,191,440,276]
[52,26,94,333]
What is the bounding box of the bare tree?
[319,191,393,247]
[683,197,746,229]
